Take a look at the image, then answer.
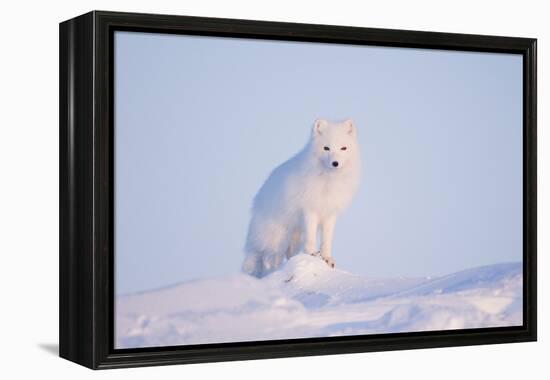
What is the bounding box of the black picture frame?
[59,10,537,369]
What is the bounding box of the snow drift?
[116,255,522,348]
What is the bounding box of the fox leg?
[303,212,319,256]
[242,252,263,277]
[285,228,301,260]
[242,249,284,278]
[320,216,337,268]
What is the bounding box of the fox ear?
[313,119,328,136]
[343,119,355,135]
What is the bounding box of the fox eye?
[323,146,330,151]
[341,146,347,151]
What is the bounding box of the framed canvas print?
[59,11,537,369]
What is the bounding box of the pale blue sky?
[114,31,523,296]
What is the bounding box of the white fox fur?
[242,119,361,277]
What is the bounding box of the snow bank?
[116,254,522,348]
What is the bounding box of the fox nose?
[332,161,339,167]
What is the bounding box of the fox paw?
[307,251,321,257]
[322,257,335,268]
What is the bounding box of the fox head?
[311,119,359,171]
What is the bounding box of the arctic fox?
[242,119,361,278]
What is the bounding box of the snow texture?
[116,254,522,348]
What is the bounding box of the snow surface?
[116,254,522,348]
